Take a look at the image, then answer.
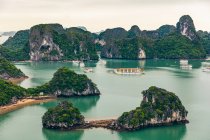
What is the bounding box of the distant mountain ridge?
[1,15,209,61]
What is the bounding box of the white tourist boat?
[180,60,192,70]
[114,68,144,75]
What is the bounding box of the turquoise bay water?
[0,59,210,140]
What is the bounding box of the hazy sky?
[0,0,210,32]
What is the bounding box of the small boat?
[180,65,192,70]
[180,59,192,70]
[180,60,189,65]
[84,68,93,73]
[114,68,144,75]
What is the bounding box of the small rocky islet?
[109,86,189,131]
[42,86,189,131]
[42,101,85,129]
[28,67,100,97]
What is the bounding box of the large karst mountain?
[0,15,209,61]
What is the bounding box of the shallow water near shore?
[0,59,210,140]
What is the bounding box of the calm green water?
[0,59,210,140]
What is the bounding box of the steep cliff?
[176,15,199,41]
[29,24,64,61]
[110,86,188,131]
[2,24,98,61]
[42,101,85,129]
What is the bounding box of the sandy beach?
[0,96,56,115]
[7,76,29,84]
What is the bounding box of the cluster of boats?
[72,59,210,74]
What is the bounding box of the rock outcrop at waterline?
[28,67,100,97]
[42,101,85,129]
[109,86,189,131]
[0,57,27,80]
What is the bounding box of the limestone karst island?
[0,0,210,140]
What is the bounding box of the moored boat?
[114,68,144,75]
[180,59,192,70]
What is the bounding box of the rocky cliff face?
[109,86,188,131]
[29,24,64,61]
[177,15,198,41]
[2,24,98,61]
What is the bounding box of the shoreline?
[0,96,56,115]
[7,76,29,84]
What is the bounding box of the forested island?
[28,67,100,96]
[109,86,189,131]
[0,15,209,61]
[42,101,85,129]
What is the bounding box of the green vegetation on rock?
[28,67,100,96]
[115,86,188,130]
[0,57,26,79]
[100,15,207,59]
[0,79,27,106]
[42,101,84,129]
[0,30,30,61]
[154,33,206,59]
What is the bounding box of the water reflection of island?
[105,60,146,68]
[42,128,84,140]
[118,125,186,140]
[40,96,100,113]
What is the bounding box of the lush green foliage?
[118,86,188,127]
[0,45,30,61]
[52,27,98,61]
[42,101,84,128]
[0,79,26,106]
[0,30,30,61]
[0,57,26,78]
[154,34,206,59]
[3,30,29,50]
[28,67,98,95]
[197,31,210,54]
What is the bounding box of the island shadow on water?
[118,125,187,140]
[42,128,85,140]
[39,96,100,113]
